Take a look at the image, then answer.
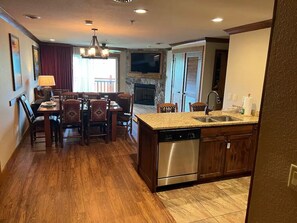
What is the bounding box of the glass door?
[171,53,185,111]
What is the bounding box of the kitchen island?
[136,111,258,192]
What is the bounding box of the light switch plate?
[287,164,297,190]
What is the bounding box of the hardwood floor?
[0,133,174,223]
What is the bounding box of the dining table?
[37,100,123,148]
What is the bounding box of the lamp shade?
[38,75,56,87]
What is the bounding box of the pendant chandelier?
[80,28,109,59]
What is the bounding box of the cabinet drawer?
[201,125,253,137]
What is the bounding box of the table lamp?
[38,75,56,101]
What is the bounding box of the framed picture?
[9,33,22,91]
[32,45,40,81]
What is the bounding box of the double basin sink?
[194,115,242,123]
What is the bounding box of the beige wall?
[0,19,38,170]
[247,1,297,222]
[223,28,270,111]
[164,50,173,102]
[119,50,127,92]
[200,42,229,102]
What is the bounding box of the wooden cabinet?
[199,125,256,180]
[224,133,252,175]
[199,136,225,179]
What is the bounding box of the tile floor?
[157,177,250,223]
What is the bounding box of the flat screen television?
[130,53,161,73]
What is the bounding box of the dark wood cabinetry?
[224,133,252,175]
[199,136,225,179]
[137,120,258,192]
[199,125,255,181]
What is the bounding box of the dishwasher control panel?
[158,128,201,142]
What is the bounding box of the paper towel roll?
[243,96,252,116]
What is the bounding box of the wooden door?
[224,134,252,175]
[212,50,228,109]
[199,136,226,179]
[171,53,185,110]
[183,52,203,112]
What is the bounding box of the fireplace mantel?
[128,72,162,80]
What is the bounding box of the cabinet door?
[248,125,258,172]
[199,136,226,179]
[224,134,252,175]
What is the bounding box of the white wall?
[164,50,173,102]
[119,50,127,92]
[0,18,38,170]
[223,28,271,111]
[200,42,229,102]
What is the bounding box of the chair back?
[83,92,101,100]
[34,87,44,100]
[61,99,82,124]
[61,92,79,100]
[117,93,134,114]
[53,89,70,97]
[88,99,109,122]
[189,102,206,112]
[157,103,178,113]
[19,94,35,124]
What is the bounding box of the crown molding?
[0,7,39,43]
[224,20,272,35]
[170,37,229,47]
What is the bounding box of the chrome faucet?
[205,91,221,115]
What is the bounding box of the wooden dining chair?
[59,99,84,147]
[189,102,207,112]
[19,94,59,146]
[116,93,134,139]
[157,103,178,113]
[61,92,79,100]
[86,99,110,144]
[83,92,101,100]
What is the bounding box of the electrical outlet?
[288,164,297,190]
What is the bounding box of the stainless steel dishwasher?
[157,128,200,186]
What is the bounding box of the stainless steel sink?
[194,115,242,123]
[211,115,242,122]
[194,117,218,123]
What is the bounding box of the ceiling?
[0,0,274,49]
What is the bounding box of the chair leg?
[129,120,132,134]
[54,126,58,146]
[80,125,84,146]
[86,124,90,145]
[104,124,108,144]
[30,128,34,146]
[60,127,64,148]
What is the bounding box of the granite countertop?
[135,111,259,130]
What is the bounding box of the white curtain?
[73,47,95,92]
[73,47,118,92]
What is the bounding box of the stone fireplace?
[134,83,156,105]
[125,49,167,106]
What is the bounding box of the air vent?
[24,14,41,20]
[113,0,133,3]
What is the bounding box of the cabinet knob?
[227,142,231,149]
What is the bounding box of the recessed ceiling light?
[134,9,148,14]
[24,14,41,20]
[49,38,55,42]
[212,17,223,23]
[85,20,93,26]
[113,0,133,3]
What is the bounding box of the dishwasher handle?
[158,128,201,142]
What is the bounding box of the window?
[73,49,118,92]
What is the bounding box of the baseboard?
[0,128,29,184]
